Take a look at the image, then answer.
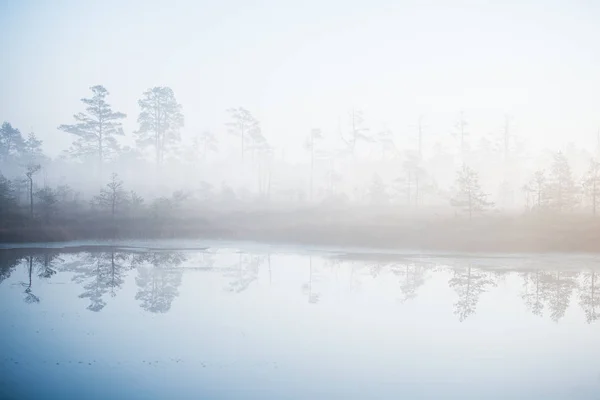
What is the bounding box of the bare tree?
[135,87,184,165]
[59,85,126,167]
[450,164,493,219]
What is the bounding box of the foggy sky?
[2,0,600,161]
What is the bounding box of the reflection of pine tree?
[520,271,544,317]
[301,256,320,304]
[73,254,109,312]
[449,266,496,322]
[22,256,40,304]
[393,264,427,303]
[135,252,186,313]
[71,251,138,312]
[579,270,600,324]
[542,271,578,322]
[225,253,262,293]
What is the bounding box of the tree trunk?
[29,178,33,221]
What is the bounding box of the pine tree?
[450,164,493,219]
[135,87,184,165]
[59,85,126,165]
[547,152,578,213]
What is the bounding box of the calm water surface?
[1,242,600,399]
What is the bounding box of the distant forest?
[1,85,600,250]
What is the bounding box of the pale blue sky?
[1,0,599,159]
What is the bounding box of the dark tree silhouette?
[135,87,184,165]
[58,85,126,166]
[449,266,496,322]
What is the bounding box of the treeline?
[2,84,600,248]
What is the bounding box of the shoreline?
[2,212,600,254]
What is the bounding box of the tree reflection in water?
[1,248,600,322]
[135,252,186,313]
[449,265,497,322]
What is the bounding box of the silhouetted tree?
[59,85,126,166]
[136,87,184,165]
[226,107,259,160]
[22,132,45,163]
[582,160,600,216]
[547,152,578,213]
[450,165,493,219]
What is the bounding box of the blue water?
[1,244,599,399]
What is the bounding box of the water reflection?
[134,252,186,313]
[449,266,497,322]
[1,246,600,324]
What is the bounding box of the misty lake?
[1,241,600,399]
